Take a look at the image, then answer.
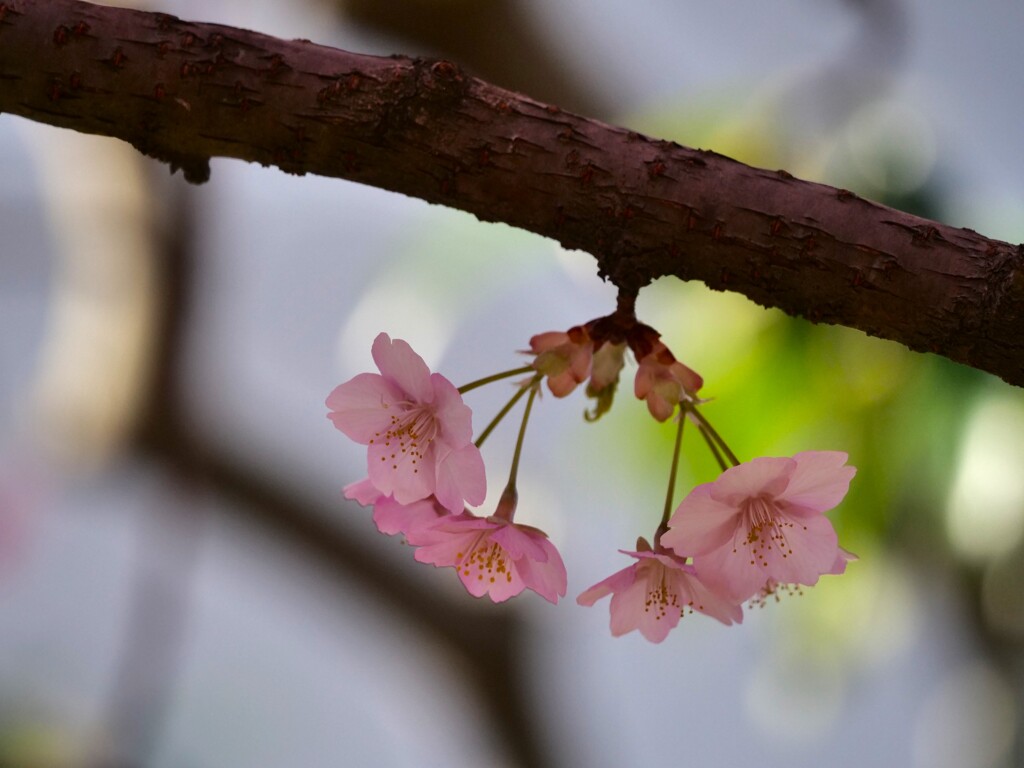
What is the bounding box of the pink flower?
[577,541,743,643]
[343,479,445,539]
[529,327,593,397]
[413,512,568,604]
[661,451,856,603]
[327,333,486,514]
[748,549,855,609]
[634,341,703,421]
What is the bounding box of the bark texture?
[2,0,1022,385]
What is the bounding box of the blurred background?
[1,0,1023,766]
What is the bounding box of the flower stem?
[685,404,741,467]
[655,407,687,545]
[506,379,539,491]
[493,378,540,522]
[458,365,535,395]
[474,373,541,449]
[697,425,729,473]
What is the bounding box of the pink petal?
[644,391,676,422]
[633,564,682,642]
[430,374,475,447]
[489,523,550,563]
[779,451,857,513]
[671,361,703,394]
[343,477,382,506]
[761,512,839,587]
[547,372,580,397]
[693,542,772,604]
[709,456,795,505]
[662,484,739,555]
[371,333,433,403]
[529,331,569,353]
[675,569,744,625]
[413,514,491,565]
[577,563,640,606]
[372,497,441,536]
[633,365,654,399]
[455,554,520,600]
[474,565,526,602]
[514,540,567,604]
[414,531,478,568]
[828,547,858,575]
[569,346,593,382]
[608,576,652,637]
[326,373,402,442]
[367,441,434,504]
[433,443,486,513]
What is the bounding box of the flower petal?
[326,373,402,442]
[608,576,651,637]
[514,539,567,604]
[633,563,681,643]
[779,451,857,513]
[371,333,433,403]
[433,443,486,513]
[828,546,858,575]
[413,518,486,567]
[372,496,441,537]
[662,484,739,555]
[343,477,382,506]
[692,542,772,604]
[367,441,434,504]
[529,331,569,354]
[708,456,795,505]
[430,373,475,448]
[761,512,840,587]
[547,372,580,397]
[670,360,703,395]
[577,562,640,606]
[675,568,744,625]
[490,522,550,563]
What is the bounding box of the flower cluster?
[327,303,857,642]
[526,315,701,423]
[328,333,566,603]
[580,451,856,641]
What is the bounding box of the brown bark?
[2,0,1022,385]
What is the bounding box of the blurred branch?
[127,185,553,768]
[338,0,611,117]
[2,0,1023,386]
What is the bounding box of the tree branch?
[2,0,1022,385]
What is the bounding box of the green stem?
[493,378,540,522]
[655,407,687,543]
[474,374,541,449]
[697,423,730,473]
[505,379,539,491]
[685,404,741,467]
[458,365,535,395]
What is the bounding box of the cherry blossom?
[577,541,743,643]
[528,327,593,397]
[634,341,704,421]
[661,451,856,603]
[413,511,567,604]
[750,548,856,608]
[343,479,445,539]
[327,333,486,514]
